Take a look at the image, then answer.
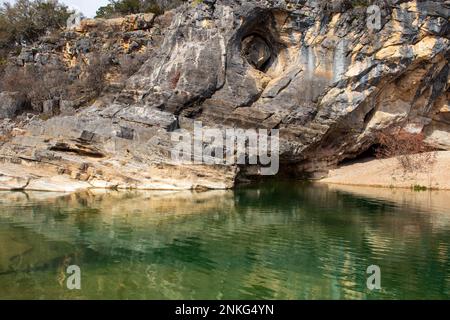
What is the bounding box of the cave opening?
[338,144,381,166]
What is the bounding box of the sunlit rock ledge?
[0,161,236,192]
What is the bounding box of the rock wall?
[2,12,170,117]
[0,0,449,190]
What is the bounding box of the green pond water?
[0,182,449,300]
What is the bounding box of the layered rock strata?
[0,0,449,191]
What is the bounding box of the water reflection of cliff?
[0,184,449,299]
[0,189,235,249]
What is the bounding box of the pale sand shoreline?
[320,151,450,190]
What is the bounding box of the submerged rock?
[0,227,75,275]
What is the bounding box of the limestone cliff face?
[0,0,449,191]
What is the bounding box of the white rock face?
[0,0,448,190]
[26,176,92,192]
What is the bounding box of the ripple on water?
[0,183,450,299]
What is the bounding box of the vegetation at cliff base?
[0,0,155,119]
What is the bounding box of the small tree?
[0,0,71,42]
[375,131,437,173]
[84,53,110,96]
[96,0,188,18]
[96,0,142,18]
[0,0,72,59]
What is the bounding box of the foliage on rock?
[96,0,188,18]
[0,0,71,58]
[375,131,438,173]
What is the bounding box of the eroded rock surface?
[0,92,28,119]
[0,0,449,190]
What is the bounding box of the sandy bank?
[320,151,450,190]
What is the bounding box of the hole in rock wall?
[241,35,272,72]
[237,9,291,78]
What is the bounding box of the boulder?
[16,48,35,66]
[0,92,28,119]
[59,100,77,115]
[43,99,60,116]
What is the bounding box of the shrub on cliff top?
[96,0,141,18]
[0,0,71,51]
[96,0,188,18]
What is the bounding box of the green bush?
[96,0,141,18]
[0,0,72,43]
[0,0,71,57]
[96,0,188,18]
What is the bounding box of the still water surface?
[0,182,449,299]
